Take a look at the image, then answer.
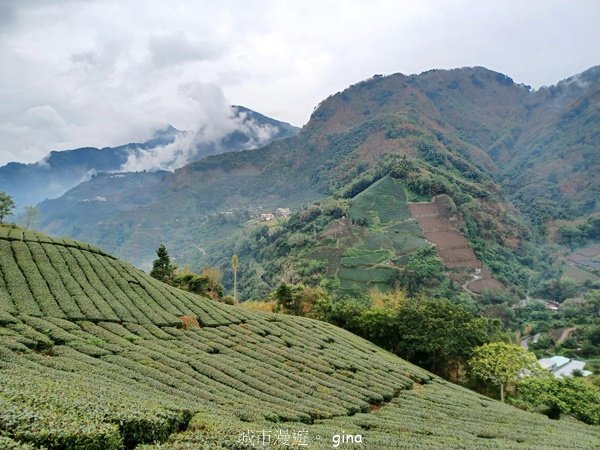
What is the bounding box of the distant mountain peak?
[151,124,180,138]
[0,106,298,208]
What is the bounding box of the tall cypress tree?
[150,244,176,284]
[231,254,239,301]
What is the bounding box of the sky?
[0,0,598,166]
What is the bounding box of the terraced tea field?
[313,176,427,292]
[1,227,599,448]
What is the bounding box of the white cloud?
[120,84,279,172]
[21,105,68,130]
[0,0,598,166]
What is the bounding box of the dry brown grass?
[238,300,277,313]
[179,315,201,329]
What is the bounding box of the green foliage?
[318,292,494,380]
[218,175,434,298]
[150,244,176,284]
[399,245,446,295]
[418,141,447,165]
[172,273,224,300]
[469,342,542,402]
[517,376,600,424]
[348,176,411,225]
[272,283,330,317]
[559,217,600,247]
[0,192,15,224]
[1,229,600,448]
[533,279,578,303]
[390,296,495,378]
[272,282,297,314]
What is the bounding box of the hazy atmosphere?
[0,0,599,165]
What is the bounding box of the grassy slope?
[0,227,599,449]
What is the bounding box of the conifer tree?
[150,244,176,284]
[231,254,239,301]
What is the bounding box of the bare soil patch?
[409,195,503,294]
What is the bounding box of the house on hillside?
[538,356,592,378]
[275,207,291,217]
[260,212,275,221]
[545,301,560,311]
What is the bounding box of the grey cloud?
[70,51,99,66]
[0,3,17,29]
[21,105,68,129]
[148,32,225,68]
[217,70,254,86]
[0,0,598,167]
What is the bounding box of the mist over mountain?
[0,106,298,210]
[119,106,298,173]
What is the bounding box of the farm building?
[538,356,592,378]
[276,207,291,217]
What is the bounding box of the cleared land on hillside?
[0,228,599,449]
[567,244,600,271]
[409,195,503,294]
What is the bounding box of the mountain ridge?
[0,106,298,210]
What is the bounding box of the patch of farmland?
[467,269,504,292]
[566,244,600,272]
[348,176,412,224]
[562,263,600,283]
[409,195,503,294]
[1,228,598,448]
[315,175,427,292]
[340,249,392,267]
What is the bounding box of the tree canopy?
[468,342,541,402]
[399,245,445,295]
[517,375,600,425]
[317,291,495,380]
[0,192,15,224]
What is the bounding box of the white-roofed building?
[538,356,592,378]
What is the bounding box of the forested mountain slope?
[0,226,598,449]
[35,67,600,287]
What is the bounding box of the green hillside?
[203,153,531,301]
[1,227,599,449]
[223,174,430,297]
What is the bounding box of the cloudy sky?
[0,0,598,166]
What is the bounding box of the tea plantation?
[333,175,428,292]
[0,227,599,449]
